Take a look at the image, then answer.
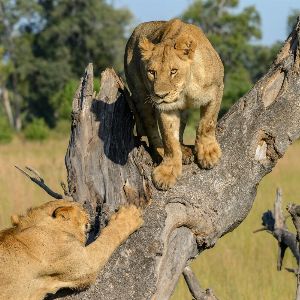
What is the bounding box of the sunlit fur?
[0,200,143,300]
[125,19,224,190]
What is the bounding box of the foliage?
[182,0,279,112]
[0,114,13,144]
[287,9,300,34]
[0,0,297,135]
[50,78,100,122]
[50,79,78,121]
[0,0,132,128]
[24,118,49,141]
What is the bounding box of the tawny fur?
[124,18,224,190]
[0,200,143,300]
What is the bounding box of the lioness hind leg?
[179,110,193,165]
[195,86,222,169]
[132,94,163,163]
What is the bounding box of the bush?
[50,79,78,121]
[50,78,101,122]
[24,118,49,141]
[0,116,13,144]
[50,119,70,139]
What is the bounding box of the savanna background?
[0,1,299,299]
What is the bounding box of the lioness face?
[12,200,91,245]
[139,36,196,111]
[51,202,91,244]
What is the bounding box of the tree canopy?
[182,0,281,111]
[0,0,132,129]
[0,0,298,137]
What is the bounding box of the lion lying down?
[0,200,143,300]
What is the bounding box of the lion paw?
[152,162,182,190]
[110,205,143,231]
[181,145,194,165]
[196,140,221,169]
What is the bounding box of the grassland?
[0,137,299,300]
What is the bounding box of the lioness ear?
[174,35,197,60]
[139,37,154,60]
[11,214,20,226]
[52,206,74,220]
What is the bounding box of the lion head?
[138,34,197,111]
[10,200,90,245]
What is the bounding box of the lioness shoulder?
[125,18,224,190]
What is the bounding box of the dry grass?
[171,139,300,300]
[0,137,68,227]
[0,137,299,300]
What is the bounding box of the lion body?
[0,200,142,300]
[125,19,224,190]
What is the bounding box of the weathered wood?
[183,266,218,300]
[287,204,300,300]
[255,188,299,271]
[15,166,65,200]
[54,19,300,300]
[65,65,151,234]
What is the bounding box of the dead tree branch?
[183,266,218,300]
[287,204,300,300]
[15,166,65,200]
[255,188,299,270]
[50,18,300,300]
[257,189,300,300]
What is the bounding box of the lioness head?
[139,34,196,110]
[11,200,90,244]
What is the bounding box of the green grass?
[0,137,299,300]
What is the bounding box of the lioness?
[125,19,224,190]
[0,200,143,300]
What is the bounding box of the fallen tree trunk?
[54,19,300,300]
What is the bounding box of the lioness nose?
[155,92,169,99]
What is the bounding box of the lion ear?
[52,206,74,220]
[174,35,197,60]
[11,214,20,226]
[139,37,154,60]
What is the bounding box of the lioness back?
[125,19,224,190]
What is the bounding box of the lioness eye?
[171,69,178,75]
[148,69,156,76]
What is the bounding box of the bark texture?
[56,20,300,300]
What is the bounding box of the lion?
[124,18,224,190]
[0,200,143,300]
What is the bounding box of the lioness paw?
[196,140,221,169]
[152,162,182,190]
[110,205,143,230]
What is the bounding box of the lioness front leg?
[85,205,143,273]
[196,87,222,169]
[152,110,182,190]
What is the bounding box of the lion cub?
[0,200,143,300]
[125,19,224,190]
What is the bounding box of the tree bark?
[55,19,300,300]
[0,87,14,128]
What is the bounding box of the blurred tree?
[182,0,262,110]
[0,0,39,130]
[0,0,132,128]
[26,0,132,126]
[287,9,300,34]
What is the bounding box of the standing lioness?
[125,19,224,190]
